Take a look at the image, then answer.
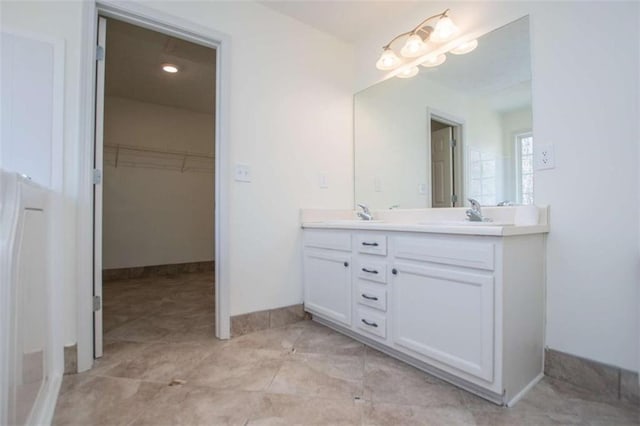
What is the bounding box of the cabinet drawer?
[394,236,495,271]
[357,283,387,312]
[357,308,386,338]
[357,259,387,283]
[355,234,387,256]
[304,230,351,251]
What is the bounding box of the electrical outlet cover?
[535,144,555,170]
[235,163,251,182]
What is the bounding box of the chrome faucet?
[466,198,486,222]
[357,203,374,221]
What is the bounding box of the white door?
[431,127,453,208]
[391,262,494,382]
[303,249,352,326]
[93,16,107,359]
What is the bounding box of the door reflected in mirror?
[354,16,532,209]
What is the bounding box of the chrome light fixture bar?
[376,9,478,77]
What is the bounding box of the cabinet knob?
[344,261,349,267]
[392,268,398,275]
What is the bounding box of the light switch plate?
[418,183,427,194]
[535,144,555,170]
[318,172,328,189]
[235,163,251,182]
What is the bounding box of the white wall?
[353,1,640,371]
[1,0,354,349]
[102,97,214,269]
[142,1,355,316]
[1,1,84,347]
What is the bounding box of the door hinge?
[96,45,105,61]
[92,169,102,185]
[93,295,102,312]
[451,194,458,204]
[449,139,457,149]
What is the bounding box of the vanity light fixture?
[375,9,477,78]
[450,39,479,55]
[421,53,447,68]
[397,66,419,78]
[162,63,179,73]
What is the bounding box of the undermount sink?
[418,220,514,226]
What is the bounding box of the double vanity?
[301,206,549,406]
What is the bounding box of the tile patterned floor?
[54,273,639,425]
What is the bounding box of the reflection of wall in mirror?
[355,76,514,209]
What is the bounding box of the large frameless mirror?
[354,16,533,209]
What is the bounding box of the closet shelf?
[104,143,214,174]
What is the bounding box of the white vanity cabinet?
[302,227,546,406]
[302,231,352,326]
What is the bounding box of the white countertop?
[300,206,550,236]
[302,221,548,236]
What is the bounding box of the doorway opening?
[428,112,464,208]
[94,16,217,357]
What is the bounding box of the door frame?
[76,0,231,372]
[426,108,465,207]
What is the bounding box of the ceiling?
[259,1,421,43]
[105,19,216,114]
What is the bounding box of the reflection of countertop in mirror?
[300,206,549,236]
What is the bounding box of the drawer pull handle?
[361,319,378,328]
[361,294,378,301]
[362,268,378,274]
[362,242,379,247]
[344,262,349,267]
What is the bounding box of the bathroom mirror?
[354,16,532,209]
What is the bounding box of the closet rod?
[104,143,214,160]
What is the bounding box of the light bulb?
[400,34,428,58]
[450,39,478,55]
[431,15,458,42]
[420,53,447,68]
[396,66,419,79]
[162,64,179,73]
[376,48,401,70]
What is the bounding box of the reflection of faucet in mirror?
[389,204,399,210]
[357,203,374,221]
[466,198,490,222]
[497,200,513,206]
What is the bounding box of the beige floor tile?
[224,322,306,352]
[131,385,262,426]
[100,342,211,383]
[89,340,152,376]
[57,273,639,426]
[52,375,163,426]
[186,347,286,391]
[268,352,364,400]
[247,392,364,425]
[363,402,477,426]
[364,347,462,407]
[294,321,365,357]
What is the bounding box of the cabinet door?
[303,249,352,326]
[391,262,494,382]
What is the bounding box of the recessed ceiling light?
[162,64,179,73]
